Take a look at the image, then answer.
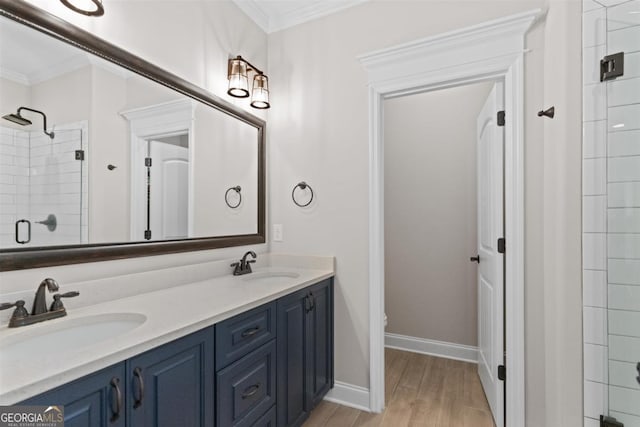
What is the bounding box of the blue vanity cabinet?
[22,363,127,427]
[21,327,214,427]
[19,277,334,427]
[127,327,215,427]
[276,278,334,427]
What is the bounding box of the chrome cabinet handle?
[110,377,122,423]
[241,383,261,399]
[241,326,260,338]
[133,367,144,409]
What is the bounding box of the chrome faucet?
[0,278,79,328]
[231,251,257,276]
[32,277,59,315]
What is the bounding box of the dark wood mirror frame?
[0,0,266,271]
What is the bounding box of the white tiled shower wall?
[583,0,640,426]
[0,128,29,248]
[0,122,88,248]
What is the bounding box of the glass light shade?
[60,0,104,16]
[250,74,270,109]
[227,58,250,98]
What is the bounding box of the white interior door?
[476,82,505,427]
[149,140,189,240]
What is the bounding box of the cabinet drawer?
[216,301,276,369]
[253,406,276,427]
[217,340,276,427]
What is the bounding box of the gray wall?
[384,82,493,347]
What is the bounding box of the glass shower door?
[583,1,640,426]
[603,1,640,426]
[0,122,87,248]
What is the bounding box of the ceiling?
[232,0,369,33]
[0,17,129,86]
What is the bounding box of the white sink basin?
[0,313,146,363]
[242,271,301,282]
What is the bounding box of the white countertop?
[0,254,334,404]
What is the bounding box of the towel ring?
[225,186,242,208]
[292,182,314,207]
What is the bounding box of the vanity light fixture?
[60,0,105,17]
[227,56,270,109]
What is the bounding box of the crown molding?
[0,68,29,85]
[232,0,368,33]
[233,0,270,33]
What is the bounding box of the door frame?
[121,99,196,241]
[358,9,542,426]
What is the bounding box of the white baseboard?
[385,332,478,364]
[324,381,371,412]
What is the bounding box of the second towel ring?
[292,182,314,207]
[225,186,242,208]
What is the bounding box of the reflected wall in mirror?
[0,11,260,251]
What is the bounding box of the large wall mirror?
[0,2,265,270]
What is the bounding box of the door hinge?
[497,238,506,254]
[145,157,152,167]
[144,230,152,240]
[497,110,505,127]
[75,150,85,161]
[600,52,624,82]
[601,415,624,427]
[498,365,506,381]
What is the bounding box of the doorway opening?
[359,10,541,427]
[383,80,504,426]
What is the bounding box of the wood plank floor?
[304,348,495,427]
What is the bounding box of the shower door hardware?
[15,219,31,244]
[497,364,506,381]
[470,255,480,263]
[497,238,505,254]
[600,415,624,427]
[75,149,85,160]
[636,361,639,385]
[600,52,624,82]
[145,156,152,240]
[497,110,505,126]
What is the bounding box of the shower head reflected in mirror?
[2,107,55,139]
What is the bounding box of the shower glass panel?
[583,1,640,426]
[0,122,87,248]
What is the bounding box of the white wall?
[384,82,492,347]
[268,0,583,424]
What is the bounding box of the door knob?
[470,255,480,263]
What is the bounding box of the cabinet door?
[305,279,334,408]
[127,327,214,427]
[276,288,309,427]
[23,363,126,427]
